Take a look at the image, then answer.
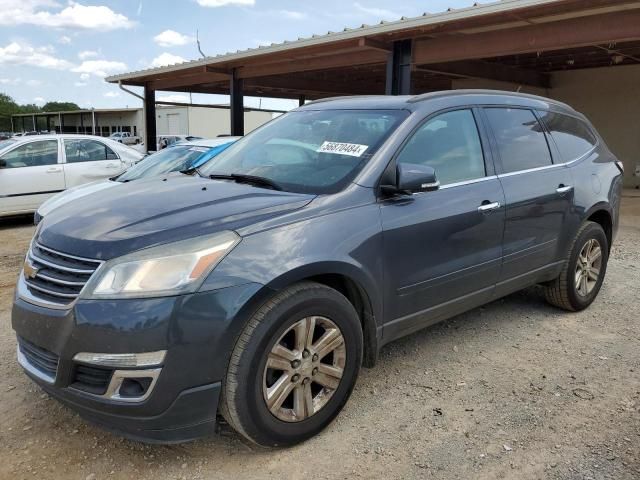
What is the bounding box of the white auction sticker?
[317,141,369,157]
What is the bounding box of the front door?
[482,107,574,293]
[0,139,64,215]
[380,108,505,341]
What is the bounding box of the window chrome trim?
[497,162,567,178]
[438,175,498,190]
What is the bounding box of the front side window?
[538,111,597,162]
[200,109,409,194]
[485,108,552,173]
[118,145,208,182]
[64,139,118,163]
[0,140,58,168]
[395,109,485,185]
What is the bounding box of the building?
[106,0,640,187]
[11,104,282,141]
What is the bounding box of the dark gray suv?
[12,90,623,447]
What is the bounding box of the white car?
[109,132,140,145]
[0,135,144,218]
[35,137,239,223]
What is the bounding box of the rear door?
[0,139,64,215]
[483,107,574,294]
[380,108,505,340]
[62,138,126,188]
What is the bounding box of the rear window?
[538,111,597,161]
[485,108,552,174]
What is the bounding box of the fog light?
[73,350,166,368]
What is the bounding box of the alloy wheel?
[262,316,346,422]
[575,238,602,297]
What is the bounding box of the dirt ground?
[0,195,638,480]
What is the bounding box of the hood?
[38,173,314,259]
[37,180,119,217]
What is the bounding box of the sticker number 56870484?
[317,141,369,157]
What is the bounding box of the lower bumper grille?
[17,336,59,381]
[72,364,113,395]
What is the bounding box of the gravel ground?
[0,196,638,480]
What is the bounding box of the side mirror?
[394,163,439,194]
[0,159,6,168]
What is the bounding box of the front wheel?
[220,282,363,447]
[545,221,609,311]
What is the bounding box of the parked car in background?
[12,91,622,447]
[0,132,12,140]
[109,132,140,145]
[157,134,204,150]
[0,134,144,217]
[35,137,239,223]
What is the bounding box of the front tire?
[220,281,363,447]
[545,221,609,311]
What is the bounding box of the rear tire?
[545,221,608,311]
[220,281,363,447]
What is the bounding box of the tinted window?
[538,111,597,161]
[396,109,485,185]
[200,109,408,194]
[0,140,58,168]
[118,145,208,182]
[485,108,552,173]
[64,139,118,163]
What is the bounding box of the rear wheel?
[220,282,363,447]
[545,221,609,311]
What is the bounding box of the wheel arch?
[260,262,382,368]
[583,203,613,251]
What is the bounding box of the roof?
[299,89,574,111]
[12,108,140,117]
[104,0,640,102]
[106,0,561,83]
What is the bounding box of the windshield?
[117,145,210,182]
[200,109,408,194]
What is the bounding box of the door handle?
[556,185,573,195]
[478,201,501,213]
[46,167,62,173]
[105,163,119,169]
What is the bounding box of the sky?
[0,0,478,112]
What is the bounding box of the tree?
[42,101,80,112]
[0,93,20,131]
[0,93,81,132]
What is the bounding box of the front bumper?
[12,281,264,443]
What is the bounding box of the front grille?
[72,364,113,395]
[18,336,59,380]
[23,243,102,307]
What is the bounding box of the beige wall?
[187,107,275,137]
[551,64,640,187]
[451,65,640,187]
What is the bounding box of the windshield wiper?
[209,173,282,191]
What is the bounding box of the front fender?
[202,203,384,324]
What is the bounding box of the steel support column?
[144,86,157,151]
[230,69,244,136]
[385,39,413,95]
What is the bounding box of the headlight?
[82,231,240,299]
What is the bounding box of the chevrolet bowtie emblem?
[23,258,38,279]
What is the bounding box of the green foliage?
[42,101,81,112]
[0,92,80,131]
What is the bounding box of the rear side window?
[64,139,119,163]
[485,108,552,173]
[396,109,485,185]
[538,111,597,161]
